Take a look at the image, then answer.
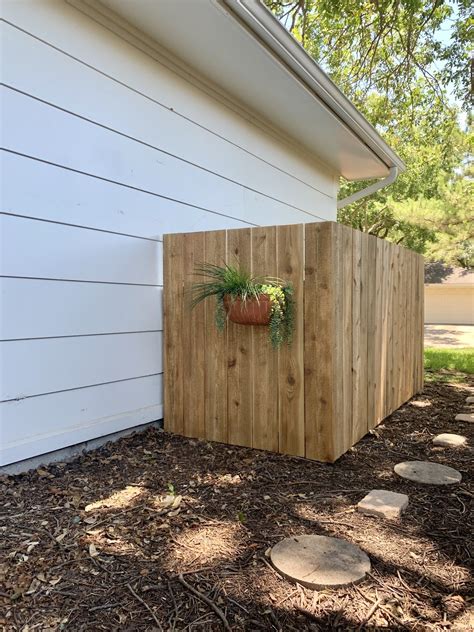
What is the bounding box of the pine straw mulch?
[1,376,473,631]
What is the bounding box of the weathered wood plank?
[402,248,409,405]
[182,231,206,438]
[331,223,345,457]
[417,253,425,393]
[366,235,377,430]
[227,228,253,448]
[387,244,395,414]
[385,242,395,417]
[339,224,354,450]
[304,222,337,461]
[373,237,383,424]
[395,245,403,409]
[251,226,278,452]
[277,223,305,457]
[163,233,184,434]
[351,230,368,443]
[406,250,414,402]
[203,230,228,443]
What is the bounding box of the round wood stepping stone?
[270,535,370,589]
[455,413,474,423]
[433,433,467,448]
[394,461,462,485]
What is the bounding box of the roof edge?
[222,0,406,174]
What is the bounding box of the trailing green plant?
[190,263,295,349]
[260,283,295,349]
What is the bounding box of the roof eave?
[222,0,406,175]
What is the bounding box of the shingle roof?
[425,262,474,285]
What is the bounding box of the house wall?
[0,0,338,466]
[424,287,474,325]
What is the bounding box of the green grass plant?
[190,263,294,349]
[424,347,474,379]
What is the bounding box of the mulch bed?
[1,377,473,631]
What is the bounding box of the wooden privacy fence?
[164,222,424,462]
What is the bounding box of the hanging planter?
[223,293,272,325]
[190,263,294,349]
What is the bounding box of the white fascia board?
[223,0,405,174]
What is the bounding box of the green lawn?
[424,347,474,375]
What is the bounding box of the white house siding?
[0,0,338,466]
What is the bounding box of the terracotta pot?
[223,294,272,325]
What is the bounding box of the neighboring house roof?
[76,0,404,181]
[425,262,474,286]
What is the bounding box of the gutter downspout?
[337,166,399,210]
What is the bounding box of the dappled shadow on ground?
[1,378,473,630]
[424,325,474,349]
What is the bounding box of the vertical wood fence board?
[417,253,425,392]
[399,248,406,408]
[384,242,394,418]
[277,224,305,457]
[163,222,424,463]
[373,237,384,424]
[361,233,369,437]
[392,247,398,412]
[377,237,386,423]
[409,251,414,394]
[351,231,369,443]
[351,230,362,442]
[382,238,391,420]
[405,250,414,402]
[303,222,319,460]
[332,224,345,457]
[401,250,408,403]
[393,246,399,408]
[400,250,406,403]
[203,230,228,443]
[182,232,206,438]
[163,233,184,434]
[226,228,254,448]
[339,224,354,450]
[366,235,378,430]
[304,222,337,461]
[251,226,279,452]
[387,243,393,415]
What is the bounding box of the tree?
[265,0,472,109]
[393,170,474,266]
[265,0,473,266]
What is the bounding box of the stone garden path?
[270,394,471,590]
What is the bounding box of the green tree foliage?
[265,0,473,266]
[393,169,474,266]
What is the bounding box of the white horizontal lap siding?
[0,0,337,200]
[0,0,338,466]
[1,153,253,239]
[2,86,333,224]
[1,20,335,216]
[0,375,163,465]
[0,332,163,402]
[0,279,163,340]
[1,215,162,285]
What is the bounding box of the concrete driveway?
[424,324,474,348]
